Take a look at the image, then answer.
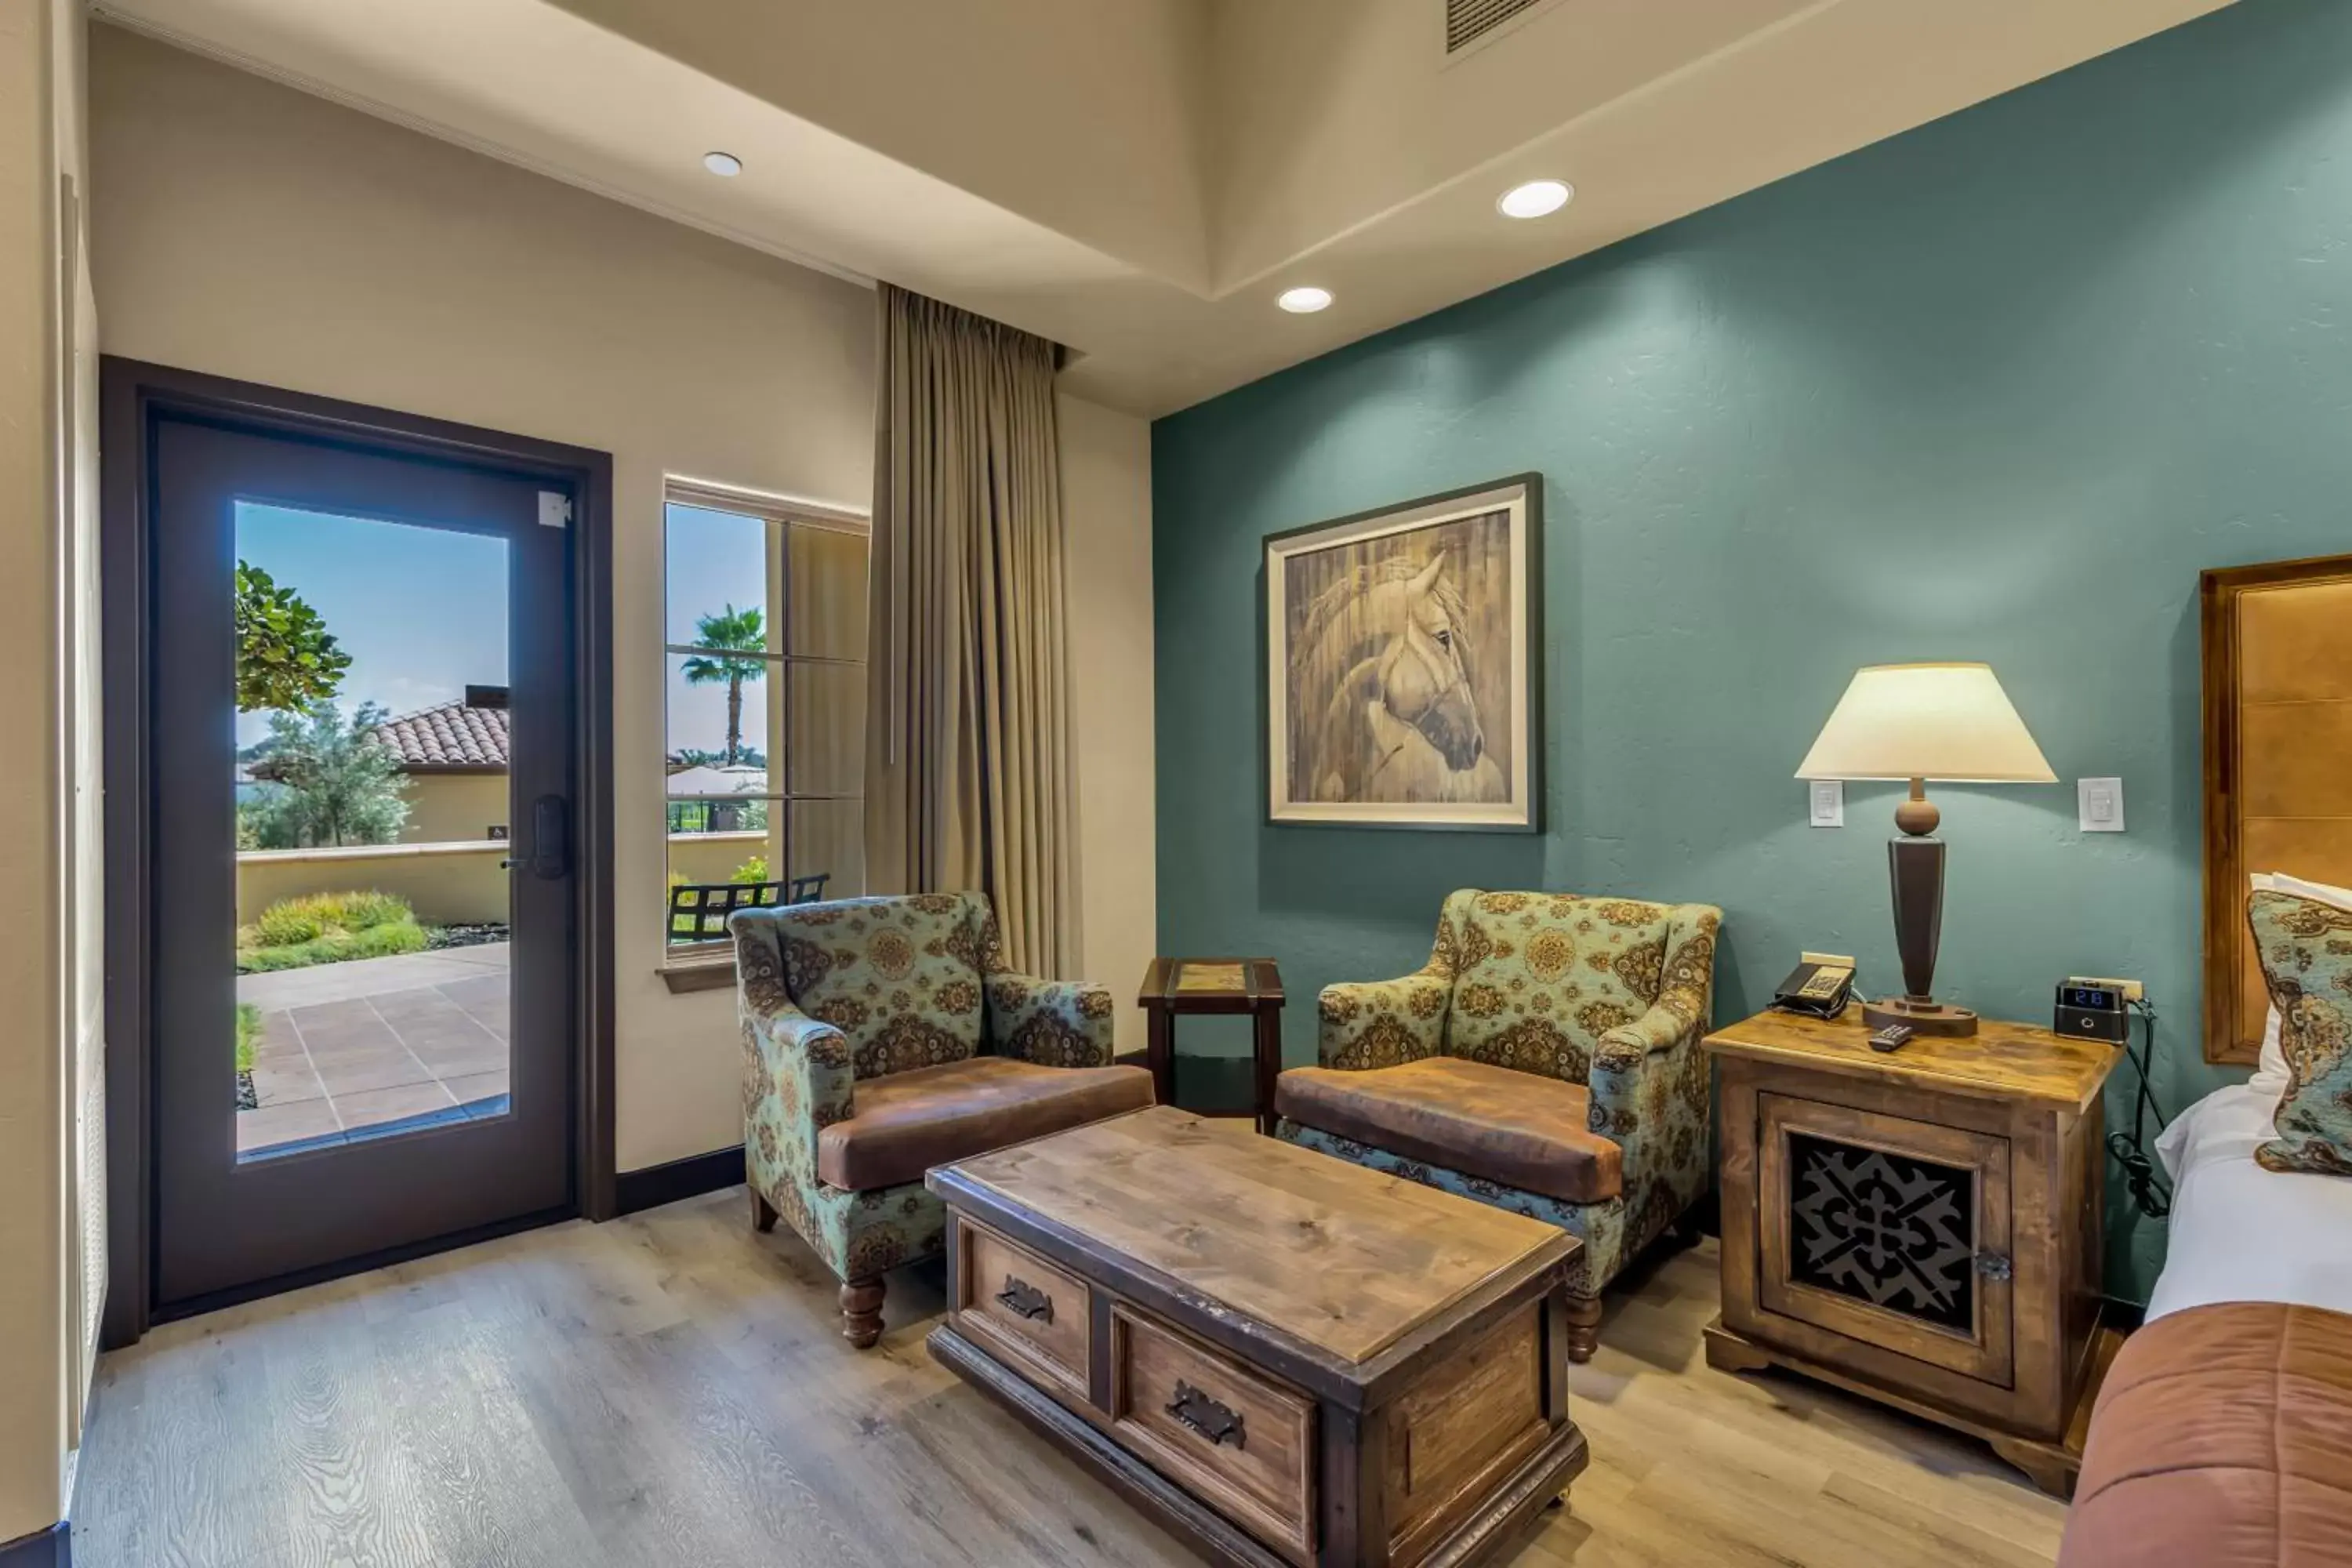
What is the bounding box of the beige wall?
[92,27,1157,1170]
[89,24,871,1173]
[1,0,96,1540]
[236,843,510,929]
[1058,394,1156,1058]
[398,773,508,846]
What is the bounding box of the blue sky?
[234,502,797,775]
[234,503,508,750]
[666,504,773,768]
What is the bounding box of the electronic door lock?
[503,795,572,880]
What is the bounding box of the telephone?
[1772,958,1855,1020]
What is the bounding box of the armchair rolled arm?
[732,913,856,1159]
[986,972,1118,1069]
[1586,906,1720,1178]
[743,1002,858,1153]
[1318,966,1451,1070]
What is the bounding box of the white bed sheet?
[2143,1080,2352,1322]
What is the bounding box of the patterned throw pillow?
[2248,888,2352,1177]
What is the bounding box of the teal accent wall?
[1151,0,2352,1304]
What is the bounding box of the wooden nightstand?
[1702,1007,2123,1496]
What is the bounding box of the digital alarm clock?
[2054,982,2131,1044]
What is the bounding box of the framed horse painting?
[1264,474,1541,830]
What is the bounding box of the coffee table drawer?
[954,1221,1090,1399]
[1109,1304,1316,1564]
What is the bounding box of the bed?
[2058,1086,2352,1567]
[2060,553,2352,1566]
[2141,1082,2352,1323]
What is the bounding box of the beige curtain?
[865,284,1076,976]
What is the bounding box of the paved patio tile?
[437,971,509,1009]
[235,943,512,1011]
[335,1080,458,1134]
[250,1061,328,1108]
[234,945,516,1158]
[237,1098,342,1156]
[310,1050,437,1096]
[444,1069,510,1116]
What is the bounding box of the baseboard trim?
[0,1521,69,1567]
[615,1145,744,1216]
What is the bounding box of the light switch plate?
[1808,780,1845,829]
[2078,777,2125,833]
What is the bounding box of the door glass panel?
[234,503,512,1161]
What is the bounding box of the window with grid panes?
[663,481,868,949]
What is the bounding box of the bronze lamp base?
[1863,995,1980,1038]
[1880,779,1979,1039]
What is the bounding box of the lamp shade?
[1795,662,2056,783]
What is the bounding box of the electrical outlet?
[1802,951,1857,970]
[2078,777,2125,833]
[1808,780,1845,829]
[2067,973,2144,1003]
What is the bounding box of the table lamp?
[1796,662,2055,1038]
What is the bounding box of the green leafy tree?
[680,604,767,765]
[234,562,351,713]
[245,702,411,848]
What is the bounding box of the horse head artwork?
[1289,548,1508,805]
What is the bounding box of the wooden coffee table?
[926,1106,1588,1568]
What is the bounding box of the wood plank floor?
[73,1189,2071,1567]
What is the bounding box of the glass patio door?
[147,416,577,1312]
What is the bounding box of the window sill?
[659,953,737,994]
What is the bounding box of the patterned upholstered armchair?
[1275,889,1721,1362]
[731,892,1153,1347]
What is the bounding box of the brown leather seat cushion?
[1275,1055,1622,1204]
[2061,1301,2352,1568]
[817,1056,1155,1192]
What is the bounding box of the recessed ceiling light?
[1276,285,1333,314]
[702,151,743,177]
[1497,179,1573,220]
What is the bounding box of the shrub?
[729,855,771,884]
[237,917,430,974]
[234,1003,260,1075]
[252,890,414,947]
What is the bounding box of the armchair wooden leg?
[1563,1294,1603,1364]
[840,1276,886,1349]
[748,1187,778,1234]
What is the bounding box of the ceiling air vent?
[1444,0,1559,58]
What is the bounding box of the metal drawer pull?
[995,1276,1054,1323]
[1973,1252,2013,1282]
[1167,1381,1246,1450]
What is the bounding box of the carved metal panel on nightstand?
[1701,1008,2121,1497]
[1757,1095,2013,1386]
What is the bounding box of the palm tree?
[681,604,767,765]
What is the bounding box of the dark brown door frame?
[100,358,617,1348]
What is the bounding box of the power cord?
[2105,998,2172,1219]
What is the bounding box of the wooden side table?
[1136,958,1285,1134]
[1702,1007,2122,1497]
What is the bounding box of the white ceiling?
[90,0,2232,416]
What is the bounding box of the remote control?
[1868,1023,1915,1053]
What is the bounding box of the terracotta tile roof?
[370,700,509,771]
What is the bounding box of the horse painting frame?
[1264,474,1541,831]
